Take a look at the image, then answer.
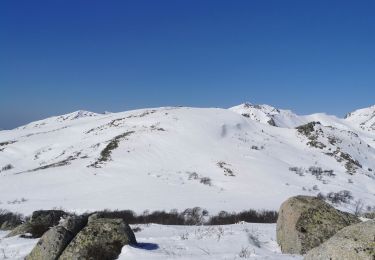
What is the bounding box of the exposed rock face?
[26,215,87,260]
[276,196,360,254]
[304,220,375,260]
[26,226,73,260]
[59,218,137,260]
[6,210,67,238]
[5,222,33,237]
[60,215,87,234]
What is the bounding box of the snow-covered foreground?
[0,223,302,260]
[0,231,38,260]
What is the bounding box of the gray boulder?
[5,222,33,237]
[7,210,68,238]
[305,220,375,260]
[276,195,360,254]
[26,226,73,260]
[59,218,137,260]
[60,215,87,234]
[26,215,87,260]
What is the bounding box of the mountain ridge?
[1,103,374,215]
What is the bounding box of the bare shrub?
[208,209,277,225]
[354,199,364,216]
[326,190,353,204]
[0,209,24,230]
[239,246,252,258]
[200,177,212,186]
[1,164,13,172]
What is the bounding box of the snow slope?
[0,104,375,215]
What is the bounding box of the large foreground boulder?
[59,218,137,260]
[26,226,73,260]
[276,196,360,254]
[305,220,375,260]
[6,210,67,238]
[26,215,87,260]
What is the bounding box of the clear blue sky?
[1,0,374,129]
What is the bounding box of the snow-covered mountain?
[1,104,375,215]
[345,105,375,132]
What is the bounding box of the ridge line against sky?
[1,0,374,129]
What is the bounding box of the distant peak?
[345,105,375,119]
[57,110,99,121]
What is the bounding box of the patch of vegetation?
[327,136,341,145]
[208,209,278,225]
[150,124,165,131]
[307,140,326,149]
[341,152,362,174]
[239,246,252,258]
[267,118,276,126]
[126,110,157,119]
[217,161,235,177]
[0,164,14,172]
[241,113,250,118]
[186,172,212,186]
[7,198,27,204]
[251,145,264,150]
[0,140,17,151]
[85,118,127,134]
[296,122,326,149]
[289,166,335,180]
[87,207,277,226]
[22,153,81,173]
[200,177,212,186]
[296,121,320,136]
[0,140,16,147]
[89,131,135,168]
[0,209,24,230]
[362,205,375,219]
[325,148,362,174]
[318,190,354,204]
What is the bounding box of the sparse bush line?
[0,207,278,230]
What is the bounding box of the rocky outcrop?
[305,220,375,260]
[276,195,360,254]
[59,218,137,260]
[26,215,86,260]
[26,226,73,260]
[6,210,67,238]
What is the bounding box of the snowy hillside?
[0,104,375,215]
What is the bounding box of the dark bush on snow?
[326,190,353,204]
[0,209,24,229]
[318,190,354,204]
[89,209,187,225]
[207,209,278,225]
[89,207,277,226]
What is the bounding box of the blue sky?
[1,0,374,129]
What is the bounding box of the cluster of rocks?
[2,196,374,259]
[4,210,137,260]
[277,195,375,260]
